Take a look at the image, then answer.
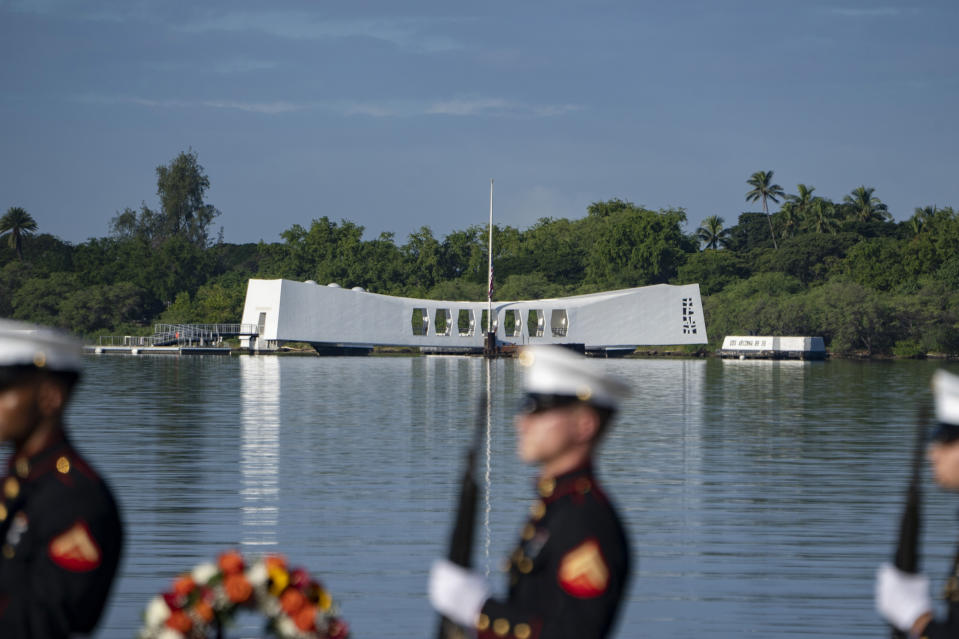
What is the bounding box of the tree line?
[1,155,956,356]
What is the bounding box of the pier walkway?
[87,323,258,355]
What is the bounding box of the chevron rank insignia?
[558,538,609,598]
[48,521,102,572]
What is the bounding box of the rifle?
[891,406,929,639]
[436,392,488,639]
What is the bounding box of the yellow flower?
[268,565,289,597]
[319,589,332,612]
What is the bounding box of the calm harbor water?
[31,355,959,637]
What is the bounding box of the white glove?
[429,559,490,627]
[876,562,932,632]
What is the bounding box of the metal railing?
[152,323,258,346]
[97,323,258,348]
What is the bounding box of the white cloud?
[829,7,903,17]
[73,93,581,119]
[178,12,462,53]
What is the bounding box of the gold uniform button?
[530,501,546,521]
[576,477,592,494]
[476,613,490,631]
[4,477,19,499]
[2,544,13,559]
[56,456,71,474]
[15,458,29,478]
[493,618,510,637]
[0,504,6,521]
[514,623,532,639]
[518,557,533,574]
[521,523,535,541]
[537,478,555,498]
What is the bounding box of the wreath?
[138,550,350,639]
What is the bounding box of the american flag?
[488,265,494,299]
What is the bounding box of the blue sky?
[1,0,957,245]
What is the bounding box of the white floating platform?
[719,336,826,360]
[85,346,231,356]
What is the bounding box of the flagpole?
[487,179,494,334]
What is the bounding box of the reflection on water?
[57,355,958,638]
[240,356,280,548]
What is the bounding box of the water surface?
[46,355,959,637]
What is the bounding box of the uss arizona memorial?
[239,278,707,355]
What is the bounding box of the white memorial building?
[240,278,707,356]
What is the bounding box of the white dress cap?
[0,318,83,373]
[934,369,959,426]
[518,345,630,409]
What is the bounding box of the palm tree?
[908,206,937,236]
[804,198,840,234]
[787,184,816,217]
[745,170,785,249]
[696,215,730,250]
[778,202,801,240]
[843,186,891,223]
[0,206,38,260]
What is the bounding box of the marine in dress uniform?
[877,369,959,638]
[430,346,631,639]
[0,320,123,638]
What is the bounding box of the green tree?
[403,226,443,291]
[843,186,891,223]
[155,150,220,246]
[781,183,816,239]
[696,215,730,250]
[0,207,38,260]
[675,249,750,295]
[519,218,586,285]
[59,282,146,335]
[745,170,785,249]
[725,212,776,251]
[907,205,937,236]
[787,184,816,217]
[0,261,33,316]
[584,206,694,289]
[777,203,801,240]
[754,233,858,285]
[496,272,565,300]
[11,273,78,326]
[803,198,841,234]
[807,279,893,355]
[427,278,486,301]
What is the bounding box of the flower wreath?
[138,550,350,639]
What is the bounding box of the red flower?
[218,550,245,575]
[290,567,310,589]
[264,554,287,572]
[193,599,215,623]
[162,592,181,611]
[293,604,318,631]
[165,610,192,633]
[172,575,195,597]
[224,573,253,604]
[280,587,307,616]
[327,618,349,639]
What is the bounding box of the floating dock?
[85,345,231,355]
[719,336,826,360]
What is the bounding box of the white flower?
[157,628,186,639]
[144,596,171,628]
[191,561,218,585]
[246,561,269,588]
[276,615,298,637]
